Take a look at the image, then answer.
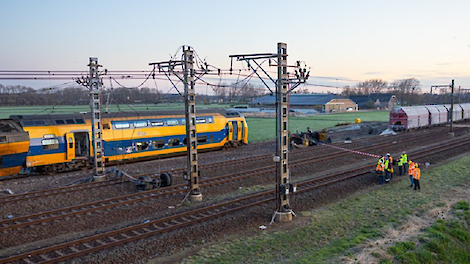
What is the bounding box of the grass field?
[181,155,470,264]
[0,105,389,143]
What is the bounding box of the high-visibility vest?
[401,154,408,164]
[408,163,415,176]
[376,163,384,172]
[413,167,421,180]
[385,157,393,172]
[398,158,403,166]
[377,157,384,166]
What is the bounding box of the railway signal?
[230,43,309,222]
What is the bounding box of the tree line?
[0,82,264,106]
[341,78,469,106]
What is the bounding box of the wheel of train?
[160,173,172,187]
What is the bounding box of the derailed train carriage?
[0,108,248,177]
[0,120,30,177]
[389,103,470,130]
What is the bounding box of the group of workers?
[375,151,421,190]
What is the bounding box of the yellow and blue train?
[0,120,30,177]
[0,108,248,176]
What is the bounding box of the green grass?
[247,111,389,142]
[180,155,470,264]
[386,202,470,264]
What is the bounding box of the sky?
[1,0,469,94]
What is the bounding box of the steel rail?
[0,133,467,236]
[1,135,468,264]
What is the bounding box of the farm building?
[249,94,357,113]
[348,93,398,110]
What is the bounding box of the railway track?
[1,133,468,264]
[0,127,454,206]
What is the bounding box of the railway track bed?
[1,125,470,263]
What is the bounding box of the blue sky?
[1,0,469,93]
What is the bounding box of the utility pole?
[183,47,202,202]
[229,43,309,222]
[89,57,106,181]
[449,79,454,137]
[149,46,203,202]
[275,43,291,221]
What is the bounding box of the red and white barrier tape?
[318,143,381,158]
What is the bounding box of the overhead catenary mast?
[88,57,106,181]
[149,46,208,202]
[229,43,309,222]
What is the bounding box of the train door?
[66,133,75,160]
[227,122,233,141]
[232,121,238,141]
[74,132,89,158]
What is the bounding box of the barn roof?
[348,93,395,104]
[251,94,347,106]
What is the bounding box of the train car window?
[0,136,6,143]
[55,120,65,125]
[168,138,180,147]
[65,119,75,124]
[0,157,3,164]
[150,120,164,126]
[181,119,186,125]
[34,120,45,125]
[23,121,34,126]
[153,140,165,149]
[135,141,150,151]
[196,118,206,124]
[134,121,148,128]
[210,135,213,143]
[183,137,187,145]
[197,135,207,144]
[75,119,85,124]
[103,123,110,129]
[208,117,214,123]
[167,119,179,126]
[42,138,59,150]
[113,121,130,129]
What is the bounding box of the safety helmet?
[414,163,418,168]
[402,151,406,154]
[386,153,390,156]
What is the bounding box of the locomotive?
[0,108,248,177]
[389,103,470,130]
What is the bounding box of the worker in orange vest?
[376,158,385,185]
[413,163,421,191]
[408,161,415,187]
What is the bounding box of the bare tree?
[355,79,388,95]
[388,78,420,106]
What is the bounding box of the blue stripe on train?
[28,137,66,156]
[0,152,28,169]
[26,129,228,157]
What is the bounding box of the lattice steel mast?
[229,43,309,222]
[149,46,204,202]
[88,57,106,181]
